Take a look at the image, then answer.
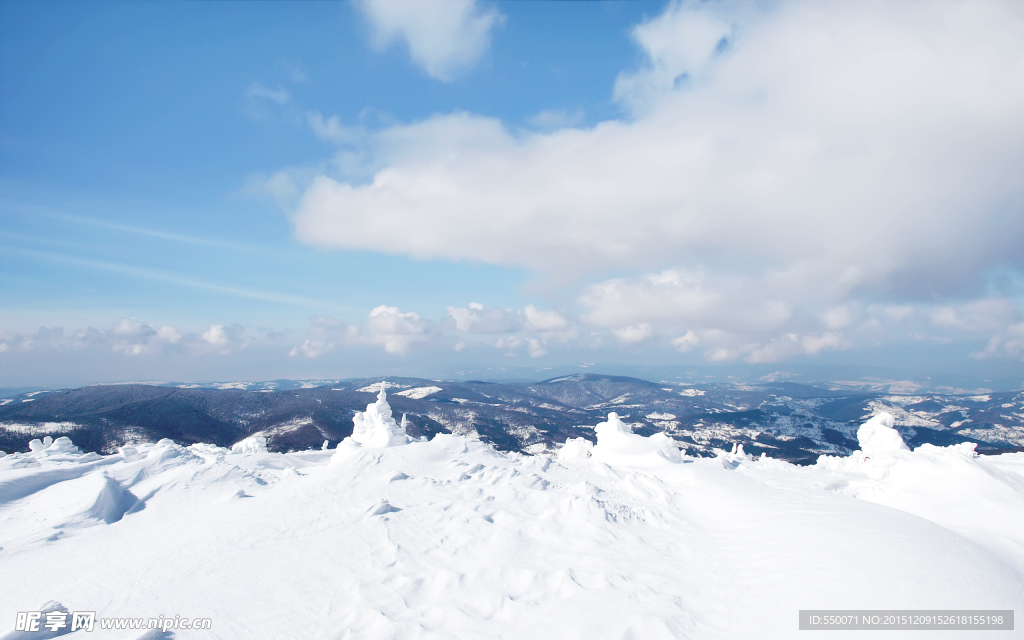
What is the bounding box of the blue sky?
[2,0,1023,388]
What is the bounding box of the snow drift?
[2,403,1022,639]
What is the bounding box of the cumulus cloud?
[447,302,524,333]
[523,304,571,333]
[282,0,1024,363]
[296,0,1024,287]
[613,323,654,345]
[289,316,357,358]
[109,317,181,356]
[492,336,546,359]
[291,306,433,357]
[364,305,432,354]
[0,318,251,358]
[288,302,580,359]
[200,324,248,355]
[357,0,503,81]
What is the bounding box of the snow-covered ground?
[2,390,1022,639]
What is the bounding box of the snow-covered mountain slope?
[2,375,1022,463]
[2,394,1022,639]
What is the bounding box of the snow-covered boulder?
[347,384,409,449]
[590,412,682,467]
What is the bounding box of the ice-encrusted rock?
[590,412,682,467]
[348,384,409,449]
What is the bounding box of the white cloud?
[290,306,433,357]
[287,0,1024,362]
[289,317,356,358]
[296,1,1024,282]
[357,0,503,81]
[283,61,308,84]
[0,318,252,358]
[307,111,364,146]
[527,108,586,130]
[108,317,182,356]
[492,335,546,358]
[245,82,289,105]
[929,298,1021,332]
[671,330,699,353]
[975,322,1024,360]
[613,323,653,345]
[523,304,570,333]
[447,303,524,333]
[364,305,432,354]
[199,324,248,355]
[613,1,733,114]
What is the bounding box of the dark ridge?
[1,377,1020,463]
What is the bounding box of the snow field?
[1,402,1022,639]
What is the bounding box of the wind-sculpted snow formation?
[345,384,410,449]
[2,401,1023,639]
[558,412,682,468]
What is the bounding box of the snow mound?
[231,434,268,454]
[816,412,911,480]
[118,444,144,462]
[812,412,1024,570]
[346,385,409,449]
[590,412,682,467]
[857,412,910,457]
[557,437,593,460]
[27,436,82,458]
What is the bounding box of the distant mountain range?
[1,374,1021,463]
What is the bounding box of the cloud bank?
[0,318,255,359]
[283,0,1024,363]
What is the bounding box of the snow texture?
[2,410,1023,638]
